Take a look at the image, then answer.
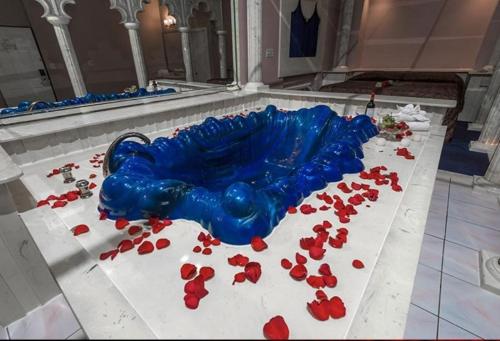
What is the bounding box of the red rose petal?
[315,290,328,301]
[299,237,315,251]
[89,173,97,179]
[337,227,348,235]
[329,296,346,319]
[306,275,325,289]
[328,237,344,249]
[263,315,289,340]
[197,232,207,242]
[142,231,151,239]
[66,192,79,202]
[152,222,167,234]
[36,200,49,207]
[323,275,338,288]
[118,239,134,253]
[156,238,170,249]
[128,225,142,236]
[99,249,118,261]
[180,263,197,280]
[211,238,221,246]
[244,262,262,283]
[137,241,154,255]
[99,211,108,220]
[352,259,365,269]
[289,264,307,281]
[287,206,297,214]
[295,252,307,264]
[184,294,200,309]
[232,272,246,285]
[351,182,362,190]
[72,224,89,236]
[115,218,129,230]
[318,263,332,276]
[51,200,67,208]
[281,258,293,270]
[251,236,268,252]
[309,246,325,260]
[319,205,330,211]
[228,254,249,266]
[89,182,97,190]
[202,247,212,255]
[199,266,215,281]
[193,245,202,253]
[133,236,143,245]
[307,300,330,321]
[322,220,332,229]
[184,275,208,298]
[202,239,212,247]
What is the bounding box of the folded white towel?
[407,121,430,131]
[391,104,430,122]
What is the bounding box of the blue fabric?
[289,1,320,58]
[99,105,378,245]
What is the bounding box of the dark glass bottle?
[365,92,375,117]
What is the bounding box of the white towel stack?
[391,104,430,131]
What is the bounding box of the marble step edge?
[19,207,157,340]
[348,129,446,338]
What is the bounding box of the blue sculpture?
[99,105,378,245]
[0,88,176,117]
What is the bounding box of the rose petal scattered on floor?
[281,258,293,270]
[251,236,268,252]
[72,224,89,236]
[244,262,262,283]
[232,272,246,285]
[289,264,307,281]
[115,218,129,230]
[263,315,289,340]
[156,238,170,249]
[137,241,154,255]
[352,259,365,269]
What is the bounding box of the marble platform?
[0,89,447,338]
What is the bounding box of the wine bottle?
[365,92,375,117]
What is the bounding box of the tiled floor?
[2,294,86,340]
[404,178,500,339]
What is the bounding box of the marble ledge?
[0,87,229,128]
[0,145,22,185]
[348,129,446,338]
[261,89,457,109]
[20,207,156,339]
[0,90,256,143]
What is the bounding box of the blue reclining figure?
[99,105,378,245]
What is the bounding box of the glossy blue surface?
[99,105,378,245]
[0,88,176,117]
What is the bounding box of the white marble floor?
[405,178,500,339]
[1,294,86,340]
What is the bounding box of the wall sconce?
[163,15,176,28]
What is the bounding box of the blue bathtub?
[99,105,378,245]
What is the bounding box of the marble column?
[179,27,193,82]
[126,23,148,88]
[470,75,500,154]
[35,0,87,97]
[245,0,265,90]
[469,59,500,131]
[110,0,148,88]
[473,129,500,194]
[335,0,355,69]
[217,30,228,79]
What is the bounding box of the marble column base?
[468,122,484,132]
[244,82,268,92]
[469,140,497,159]
[472,175,500,195]
[479,250,500,296]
